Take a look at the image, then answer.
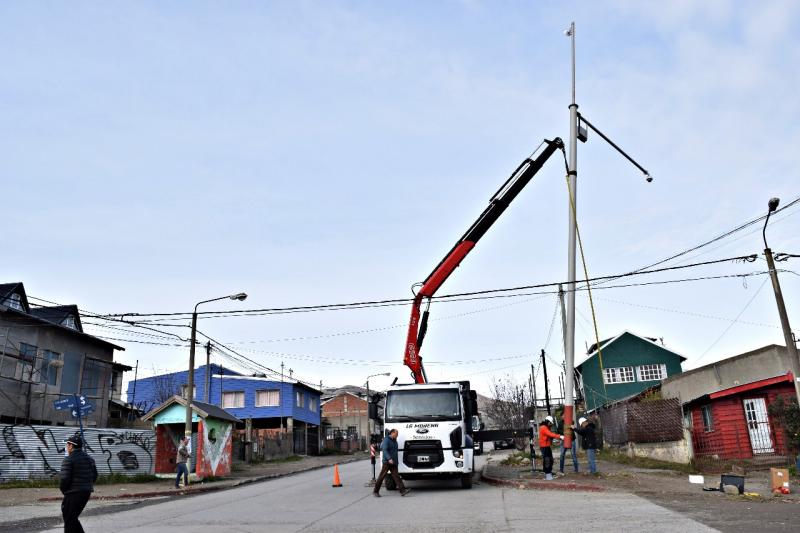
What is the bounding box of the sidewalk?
[481,450,800,503]
[0,453,367,526]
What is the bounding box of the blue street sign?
[53,397,75,411]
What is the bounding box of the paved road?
[34,457,715,533]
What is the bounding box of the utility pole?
[204,341,212,402]
[541,350,551,416]
[129,359,138,422]
[563,21,578,448]
[762,198,800,408]
[531,364,538,421]
[280,362,285,433]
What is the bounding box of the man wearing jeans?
[175,437,190,488]
[573,417,598,474]
[558,433,579,475]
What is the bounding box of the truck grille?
[402,440,444,469]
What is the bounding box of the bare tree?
[152,369,179,405]
[485,376,533,430]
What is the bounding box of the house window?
[81,359,109,396]
[41,350,61,386]
[256,390,280,407]
[603,366,635,384]
[4,293,23,311]
[347,426,358,438]
[309,398,317,412]
[296,391,305,408]
[701,405,714,432]
[61,316,77,330]
[19,343,37,363]
[222,391,245,408]
[637,364,667,382]
[18,343,37,381]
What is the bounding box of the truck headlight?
[453,450,463,459]
[456,461,464,468]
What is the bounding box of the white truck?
[377,381,479,489]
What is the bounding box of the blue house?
[126,364,322,454]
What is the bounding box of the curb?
[480,467,606,493]
[37,456,367,502]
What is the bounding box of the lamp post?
[762,198,800,407]
[364,372,390,446]
[185,292,247,444]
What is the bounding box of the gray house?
[0,282,129,427]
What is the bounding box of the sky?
[2,1,799,400]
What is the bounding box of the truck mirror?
[368,403,379,420]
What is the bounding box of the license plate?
[417,455,430,463]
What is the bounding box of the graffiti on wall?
[200,419,232,477]
[0,424,155,482]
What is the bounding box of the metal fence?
[598,398,683,445]
[0,424,155,482]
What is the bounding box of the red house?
[687,372,795,459]
[661,345,797,464]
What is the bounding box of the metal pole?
[280,362,284,433]
[764,250,800,405]
[541,350,551,416]
[366,379,370,442]
[185,311,197,443]
[205,341,212,402]
[564,20,578,448]
[531,364,538,421]
[129,360,138,421]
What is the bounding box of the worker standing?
[573,416,599,474]
[539,416,564,481]
[373,429,410,497]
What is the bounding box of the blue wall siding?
[126,365,321,425]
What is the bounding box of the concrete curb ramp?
[37,456,365,502]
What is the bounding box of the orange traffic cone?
[332,464,343,487]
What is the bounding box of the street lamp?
[761,198,800,411]
[185,292,248,444]
[364,372,390,446]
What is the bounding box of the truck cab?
[380,381,477,489]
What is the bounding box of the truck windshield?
[385,389,461,422]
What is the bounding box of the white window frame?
[5,293,23,311]
[603,366,635,384]
[309,397,317,412]
[61,316,77,330]
[181,384,197,400]
[701,405,714,432]
[296,391,305,408]
[222,391,245,408]
[255,389,280,407]
[637,363,667,382]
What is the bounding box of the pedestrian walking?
[175,436,190,488]
[573,416,598,474]
[373,429,410,497]
[59,434,98,533]
[539,416,564,481]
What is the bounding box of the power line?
[98,253,762,321]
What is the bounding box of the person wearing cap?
[538,416,564,481]
[573,416,598,474]
[175,436,191,489]
[59,434,98,533]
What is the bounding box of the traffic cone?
[332,464,343,487]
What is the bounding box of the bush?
[768,395,800,455]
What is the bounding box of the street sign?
[53,397,75,411]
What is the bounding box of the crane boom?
[404,137,565,383]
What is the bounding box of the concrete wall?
[624,437,692,464]
[662,345,789,404]
[0,423,154,482]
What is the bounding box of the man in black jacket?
[573,417,598,474]
[60,434,98,533]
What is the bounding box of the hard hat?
[544,415,555,425]
[578,417,587,426]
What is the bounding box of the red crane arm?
[404,138,565,383]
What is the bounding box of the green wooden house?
[577,331,686,412]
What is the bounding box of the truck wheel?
[461,472,473,489]
[386,477,397,491]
